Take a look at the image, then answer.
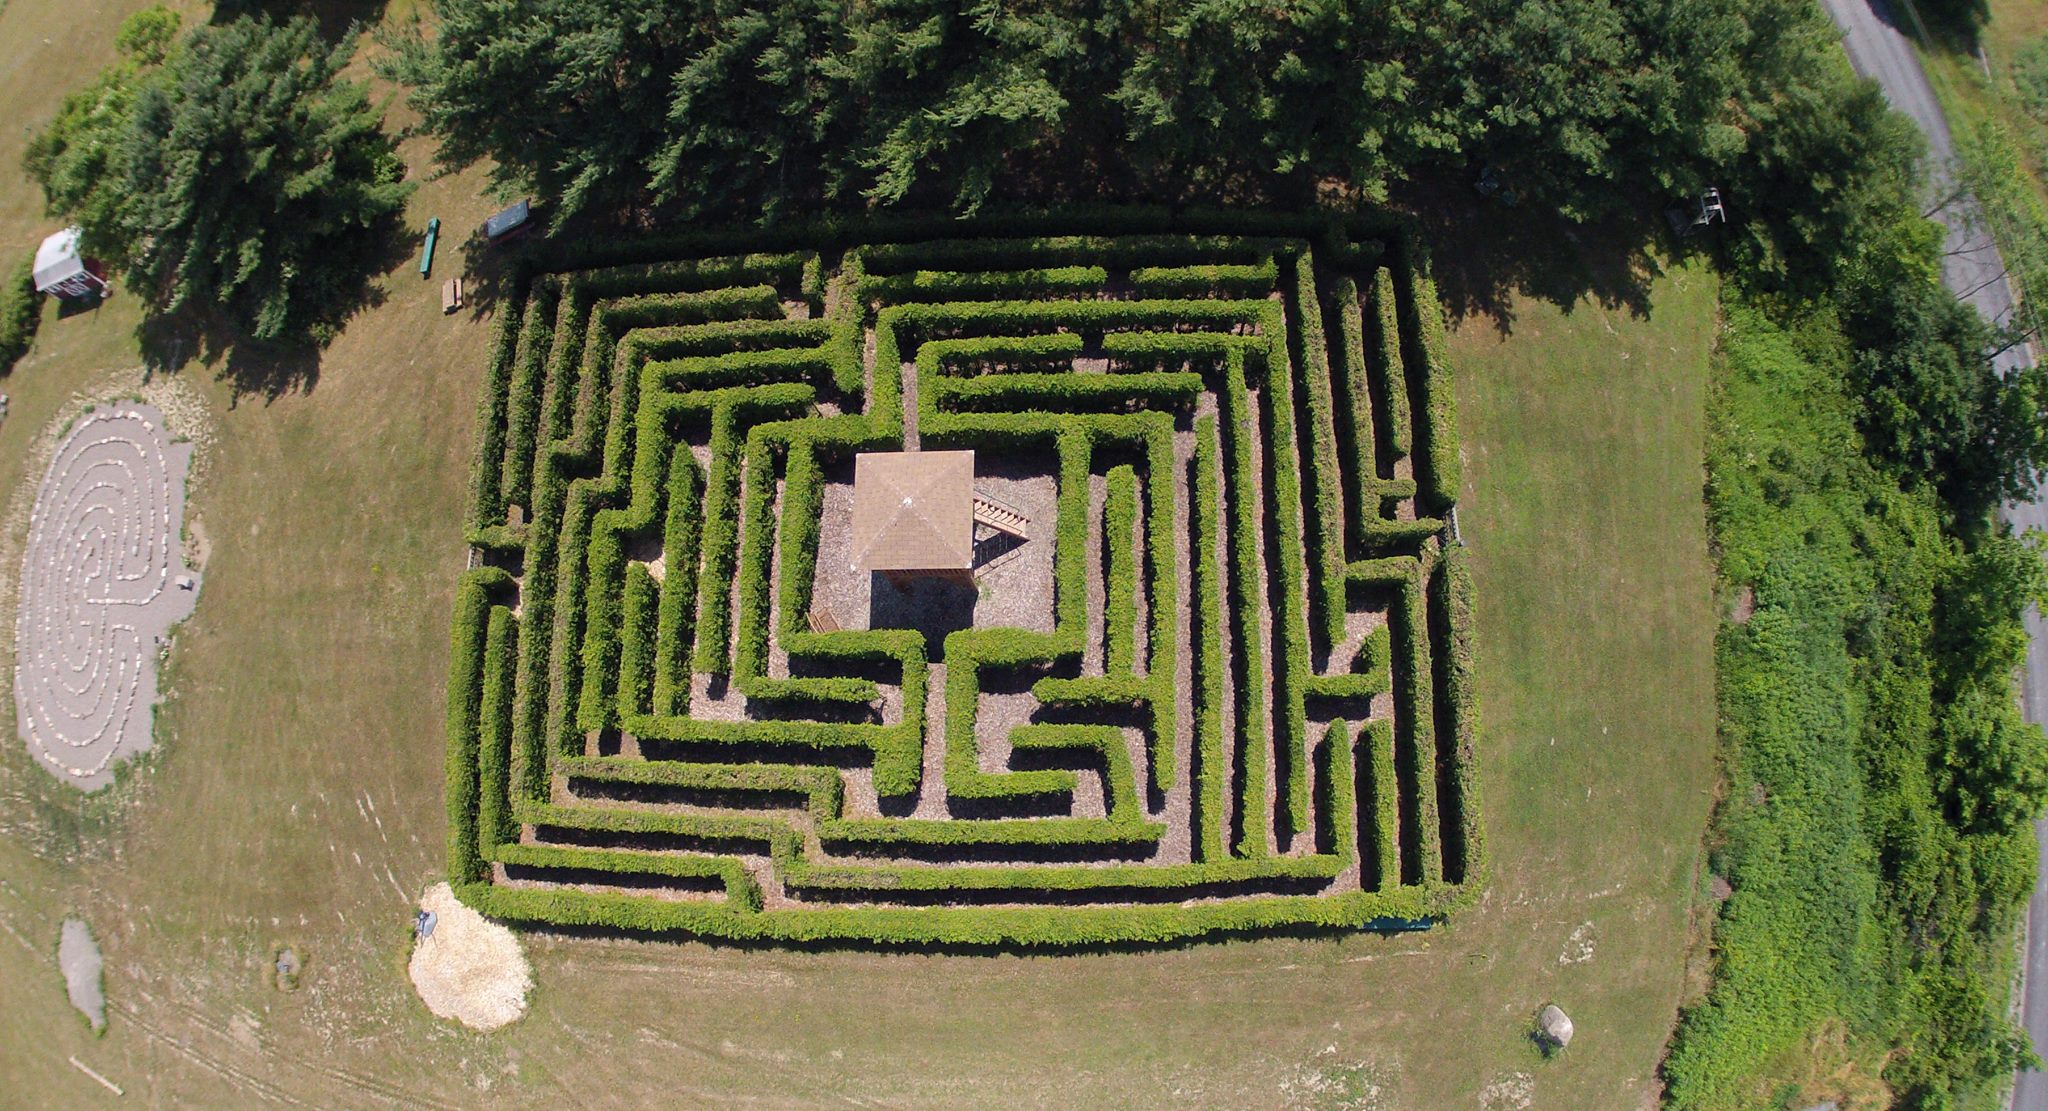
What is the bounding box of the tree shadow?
[457,220,528,324]
[137,314,322,406]
[1398,180,1677,336]
[1865,0,1986,52]
[209,0,388,43]
[868,573,977,659]
[134,207,412,405]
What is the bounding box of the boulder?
[1538,1004,1574,1049]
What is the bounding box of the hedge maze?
[445,213,1483,946]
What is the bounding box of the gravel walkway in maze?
[14,403,198,789]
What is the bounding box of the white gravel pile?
[407,883,531,1031]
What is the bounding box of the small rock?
[1537,1004,1574,1050]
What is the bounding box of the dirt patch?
[1479,1071,1535,1111]
[1730,584,1756,624]
[58,917,105,1033]
[1278,1051,1390,1110]
[408,883,531,1031]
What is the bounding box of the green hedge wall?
[441,212,1481,948]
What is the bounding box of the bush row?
[773,438,825,643]
[856,233,1284,275]
[464,272,529,542]
[1138,425,1181,791]
[476,604,520,854]
[651,343,834,390]
[0,254,39,374]
[456,869,1466,948]
[1258,258,1316,835]
[1434,544,1485,884]
[561,741,1135,855]
[1362,718,1401,891]
[523,205,1411,274]
[1290,250,1355,651]
[652,447,703,714]
[889,296,1273,345]
[1366,266,1411,456]
[787,847,1341,895]
[1191,414,1230,862]
[1126,260,1279,297]
[494,841,764,912]
[1310,719,1359,857]
[616,562,659,720]
[937,371,1203,413]
[918,332,1085,372]
[501,278,563,509]
[571,253,809,300]
[1033,674,1153,706]
[1389,544,1444,885]
[1327,272,1380,555]
[943,628,1078,803]
[1216,345,1272,856]
[1392,248,1460,510]
[445,567,513,884]
[859,265,1109,302]
[730,436,778,684]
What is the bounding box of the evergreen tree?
[26,10,411,344]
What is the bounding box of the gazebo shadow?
[867,572,977,661]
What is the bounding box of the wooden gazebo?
[851,450,976,586]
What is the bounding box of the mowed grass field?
[0,0,1723,1103]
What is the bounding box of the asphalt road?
[1819,0,2048,1105]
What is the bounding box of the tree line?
[381,0,1907,283]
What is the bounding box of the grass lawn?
[0,0,1723,1101]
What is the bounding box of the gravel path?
[14,404,198,789]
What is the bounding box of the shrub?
[0,255,40,374]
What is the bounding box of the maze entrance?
[446,217,1482,946]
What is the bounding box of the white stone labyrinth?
[15,405,197,788]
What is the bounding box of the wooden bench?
[442,278,464,314]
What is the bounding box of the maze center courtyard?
[447,220,1482,945]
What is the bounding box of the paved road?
[1819,0,2048,1105]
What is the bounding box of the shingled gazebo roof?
[851,450,974,573]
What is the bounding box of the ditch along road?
[1819,0,2048,1105]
